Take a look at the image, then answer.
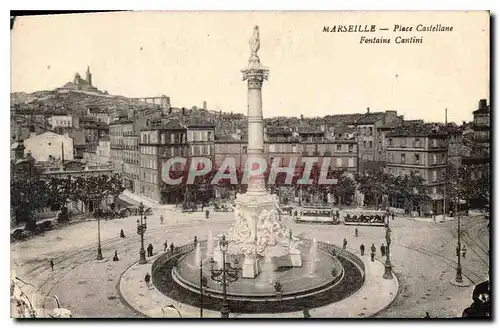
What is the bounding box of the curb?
[116,259,149,318]
[369,263,400,318]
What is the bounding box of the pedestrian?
[113,250,119,262]
[343,238,347,250]
[336,210,340,219]
[194,236,198,248]
[391,212,395,220]
[424,312,431,318]
[170,242,175,254]
[360,243,365,256]
[160,215,164,225]
[120,229,125,238]
[205,209,210,219]
[381,244,386,257]
[462,246,467,259]
[371,244,376,255]
[144,273,151,287]
[303,306,311,318]
[147,243,154,257]
[50,260,54,271]
[370,251,375,262]
[163,240,168,252]
[355,228,359,237]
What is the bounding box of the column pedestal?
[242,255,259,278]
[290,249,303,267]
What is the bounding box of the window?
[243,146,247,154]
[336,158,342,167]
[433,154,437,164]
[401,153,406,164]
[431,170,437,182]
[292,145,297,153]
[388,153,394,163]
[160,133,165,144]
[348,144,354,152]
[368,141,373,149]
[336,144,342,151]
[348,157,354,167]
[415,138,420,147]
[269,144,276,153]
[432,139,437,147]
[401,138,406,147]
[363,141,367,149]
[368,127,373,135]
[198,145,203,155]
[414,154,420,165]
[432,187,437,195]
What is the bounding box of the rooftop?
[386,123,448,138]
[357,112,387,124]
[297,126,324,134]
[266,127,292,135]
[185,117,215,128]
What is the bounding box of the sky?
[10,11,489,123]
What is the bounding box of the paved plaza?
[11,207,489,318]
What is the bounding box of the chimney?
[366,107,370,113]
[203,101,207,111]
[479,99,487,109]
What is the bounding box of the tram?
[343,209,387,226]
[294,205,340,225]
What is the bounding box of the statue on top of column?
[249,25,260,59]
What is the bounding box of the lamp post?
[209,235,240,318]
[200,260,208,318]
[136,202,148,264]
[455,196,463,283]
[383,214,393,279]
[96,196,103,261]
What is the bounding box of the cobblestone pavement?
[10,208,489,318]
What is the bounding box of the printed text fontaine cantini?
[322,24,454,44]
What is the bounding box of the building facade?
[23,131,74,162]
[356,109,402,168]
[138,122,188,203]
[385,124,449,214]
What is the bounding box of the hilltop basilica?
[59,66,99,93]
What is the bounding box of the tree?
[444,164,478,212]
[45,176,73,211]
[71,174,125,215]
[11,177,50,231]
[332,173,356,205]
[355,168,391,208]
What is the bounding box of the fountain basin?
[172,245,342,301]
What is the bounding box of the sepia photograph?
[9,10,490,319]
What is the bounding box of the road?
[11,209,489,318]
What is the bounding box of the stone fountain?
[207,26,303,279]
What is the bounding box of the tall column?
[242,25,269,196]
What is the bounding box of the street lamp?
[383,214,393,280]
[455,196,464,283]
[136,202,148,264]
[95,196,103,261]
[209,235,240,318]
[200,260,208,318]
